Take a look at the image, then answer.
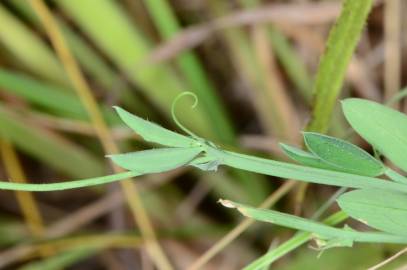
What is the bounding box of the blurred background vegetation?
[0,0,405,269]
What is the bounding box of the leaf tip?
[112,105,122,112]
[218,199,237,209]
[278,142,288,150]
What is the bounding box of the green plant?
[0,0,390,268]
[0,92,407,247]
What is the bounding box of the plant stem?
[0,171,138,191]
[205,148,407,193]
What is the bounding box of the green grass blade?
[337,189,407,236]
[0,4,67,85]
[342,98,407,172]
[0,103,104,178]
[0,219,27,246]
[10,0,145,111]
[268,28,313,104]
[303,132,384,176]
[143,0,236,144]
[56,0,212,138]
[19,249,95,270]
[307,0,374,133]
[0,69,118,124]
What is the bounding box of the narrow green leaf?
[342,98,407,173]
[303,132,384,176]
[0,69,118,124]
[243,211,349,270]
[307,0,373,132]
[219,200,343,239]
[0,104,104,178]
[280,143,343,172]
[384,168,407,184]
[0,219,27,246]
[268,28,313,104]
[56,0,212,138]
[337,189,407,236]
[19,249,94,270]
[108,147,202,173]
[114,106,197,147]
[220,199,407,244]
[0,4,67,85]
[9,0,145,112]
[218,149,407,193]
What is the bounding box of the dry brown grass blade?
[368,247,407,270]
[278,23,380,102]
[0,234,141,267]
[148,3,341,64]
[28,1,173,269]
[0,140,45,235]
[27,111,136,140]
[0,139,53,257]
[251,25,300,142]
[384,0,401,108]
[0,168,184,268]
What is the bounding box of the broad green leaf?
[303,132,384,176]
[114,106,197,147]
[108,147,202,173]
[342,98,407,173]
[280,143,345,172]
[337,189,407,236]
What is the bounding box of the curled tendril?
[171,92,200,139]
